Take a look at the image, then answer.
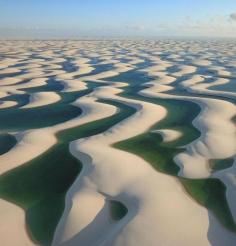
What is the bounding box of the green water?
[0,99,135,246]
[0,133,17,155]
[114,98,201,175]
[113,95,236,232]
[108,74,236,232]
[209,158,234,172]
[0,58,235,246]
[109,200,128,221]
[209,78,236,93]
[0,91,93,131]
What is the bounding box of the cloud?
[125,24,146,31]
[230,12,236,21]
[122,15,236,37]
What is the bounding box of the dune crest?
[0,40,235,246]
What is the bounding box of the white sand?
[0,91,117,175]
[175,98,236,178]
[0,77,22,86]
[60,80,88,92]
[140,66,236,231]
[0,130,57,175]
[152,129,182,143]
[180,75,236,100]
[172,65,197,77]
[52,87,215,246]
[0,100,17,109]
[140,76,236,179]
[0,199,35,246]
[0,67,21,75]
[0,40,236,246]
[22,92,61,108]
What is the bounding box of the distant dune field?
[0,40,235,246]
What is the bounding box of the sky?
[0,0,236,38]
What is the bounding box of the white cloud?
[230,12,236,21]
[125,24,146,31]
[121,14,236,37]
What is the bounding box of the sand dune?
[0,91,117,175]
[54,84,229,245]
[22,92,61,108]
[152,129,182,143]
[0,40,235,246]
[53,86,214,246]
[0,100,17,109]
[180,75,236,100]
[0,199,35,246]
[172,65,197,77]
[60,80,88,92]
[140,76,236,179]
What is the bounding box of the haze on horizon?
[1,0,236,39]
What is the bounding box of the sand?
[0,199,35,246]
[0,100,17,109]
[53,86,213,246]
[0,40,235,246]
[21,92,61,108]
[152,129,182,143]
[0,91,118,175]
[140,72,236,179]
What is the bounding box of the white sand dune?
[0,199,35,246]
[0,58,22,69]
[78,62,135,83]
[140,74,236,229]
[60,79,88,92]
[0,40,236,246]
[152,129,182,143]
[19,78,48,89]
[175,98,236,178]
[140,76,236,179]
[172,65,197,77]
[0,77,22,86]
[0,68,21,75]
[21,91,61,108]
[56,61,94,80]
[52,87,216,246]
[0,92,117,175]
[208,66,231,77]
[180,75,236,100]
[0,129,57,175]
[213,158,236,222]
[192,59,212,66]
[0,100,17,109]
[0,78,47,97]
[0,93,113,245]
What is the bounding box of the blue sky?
[1,0,236,38]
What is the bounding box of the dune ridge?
[0,39,235,246]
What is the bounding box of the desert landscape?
[0,39,235,245]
